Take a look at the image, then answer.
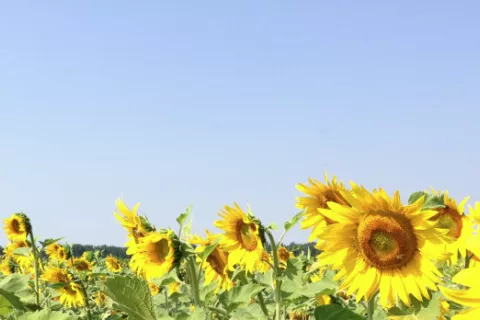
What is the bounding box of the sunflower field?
[1,174,479,320]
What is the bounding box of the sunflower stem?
[28,231,41,306]
[266,230,283,320]
[367,295,376,320]
[187,257,202,306]
[257,290,269,317]
[78,279,93,320]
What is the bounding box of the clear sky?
[0,1,479,246]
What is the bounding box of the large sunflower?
[3,214,30,242]
[428,189,473,265]
[190,230,232,292]
[296,173,350,241]
[315,184,448,307]
[214,203,265,274]
[129,230,178,280]
[105,255,122,273]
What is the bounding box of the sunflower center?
[236,221,258,251]
[207,248,228,275]
[11,219,21,233]
[278,247,290,262]
[76,261,90,271]
[357,212,417,270]
[153,238,170,262]
[431,207,463,238]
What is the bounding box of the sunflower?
[440,266,480,319]
[315,184,448,307]
[58,282,86,308]
[129,230,178,280]
[428,189,473,265]
[4,241,34,271]
[3,214,30,242]
[45,243,61,259]
[41,265,71,283]
[105,255,122,273]
[148,282,160,296]
[93,291,107,307]
[168,282,181,296]
[190,230,233,292]
[214,203,266,274]
[277,246,294,269]
[114,199,154,255]
[69,257,93,272]
[82,251,95,262]
[296,173,350,241]
[0,256,15,275]
[257,251,273,273]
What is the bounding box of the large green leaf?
[230,304,268,320]
[313,305,363,320]
[197,238,221,261]
[0,295,12,316]
[408,191,445,209]
[17,310,78,320]
[0,274,35,311]
[103,275,157,320]
[219,284,263,313]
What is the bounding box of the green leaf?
[197,238,221,261]
[190,308,206,320]
[103,275,157,320]
[177,205,192,227]
[0,274,34,311]
[17,310,78,320]
[266,223,279,231]
[313,305,363,320]
[414,292,442,319]
[0,295,12,316]
[408,191,425,205]
[230,304,268,320]
[284,211,304,232]
[423,193,445,210]
[13,247,31,257]
[219,284,264,313]
[39,237,64,248]
[301,278,336,297]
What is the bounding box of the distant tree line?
[0,242,319,260]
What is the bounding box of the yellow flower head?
[105,255,122,273]
[278,246,294,268]
[168,282,181,296]
[257,251,273,273]
[428,189,473,265]
[148,282,160,296]
[296,173,350,241]
[0,257,15,275]
[41,265,71,283]
[315,184,448,308]
[45,243,61,259]
[190,230,233,292]
[129,230,178,280]
[69,257,93,272]
[58,282,85,308]
[214,203,265,274]
[93,291,107,307]
[114,198,155,255]
[4,241,33,271]
[3,214,30,242]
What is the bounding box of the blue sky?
[0,1,479,246]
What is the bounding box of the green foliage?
[219,284,264,314]
[313,304,364,320]
[103,275,157,320]
[17,310,78,320]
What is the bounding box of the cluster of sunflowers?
[0,173,479,320]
